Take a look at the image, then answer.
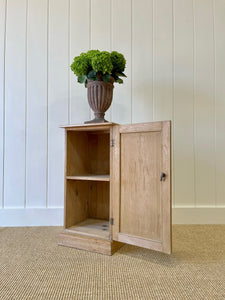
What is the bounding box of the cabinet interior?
[65,130,110,240]
[67,130,110,177]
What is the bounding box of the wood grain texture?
[66,130,110,176]
[65,180,88,228]
[65,218,110,240]
[161,121,172,254]
[58,231,123,255]
[120,130,161,241]
[112,122,171,254]
[66,131,89,176]
[26,0,47,208]
[88,133,110,175]
[112,125,120,241]
[66,175,110,182]
[88,181,109,220]
[4,0,27,207]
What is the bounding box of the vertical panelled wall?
[0,0,225,225]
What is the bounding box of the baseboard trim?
[0,208,64,226]
[172,207,225,224]
[0,207,224,226]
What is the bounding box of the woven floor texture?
[0,226,224,300]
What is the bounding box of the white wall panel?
[0,0,225,224]
[0,0,6,208]
[132,0,154,123]
[4,0,27,208]
[173,0,195,206]
[214,0,225,206]
[26,0,48,208]
[194,0,215,206]
[70,0,90,124]
[90,0,111,122]
[153,0,173,121]
[48,0,69,207]
[111,0,132,124]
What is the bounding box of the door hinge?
[110,218,114,225]
[110,139,115,147]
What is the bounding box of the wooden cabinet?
[58,121,171,255]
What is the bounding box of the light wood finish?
[67,131,110,176]
[88,181,109,220]
[65,180,88,228]
[88,133,110,175]
[66,175,110,182]
[119,122,162,133]
[60,123,116,130]
[67,131,89,176]
[161,121,172,253]
[112,121,171,254]
[65,180,110,228]
[58,232,123,256]
[60,121,171,255]
[65,218,109,240]
[120,130,161,241]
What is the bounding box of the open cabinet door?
[112,122,171,254]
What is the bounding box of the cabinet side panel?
[162,121,172,254]
[120,131,161,241]
[65,180,88,228]
[67,131,89,175]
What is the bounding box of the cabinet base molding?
[58,231,123,256]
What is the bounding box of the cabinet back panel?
[88,182,109,220]
[88,133,110,175]
[67,131,110,176]
[120,131,161,241]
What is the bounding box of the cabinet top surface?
[60,122,116,129]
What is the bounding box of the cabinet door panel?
[112,122,171,254]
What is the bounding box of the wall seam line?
[68,0,70,124]
[89,0,91,120]
[24,0,28,209]
[131,0,133,124]
[172,0,175,207]
[109,0,112,122]
[46,0,49,208]
[193,0,197,207]
[152,0,155,121]
[2,0,7,209]
[212,0,217,207]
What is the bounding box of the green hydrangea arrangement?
[71,50,126,86]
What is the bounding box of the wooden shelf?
[66,175,110,182]
[65,218,110,240]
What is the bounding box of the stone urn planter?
[85,78,114,123]
[70,50,126,124]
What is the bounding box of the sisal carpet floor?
[0,226,224,300]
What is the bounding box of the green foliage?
[91,51,113,74]
[70,53,89,77]
[70,50,127,86]
[111,51,126,73]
